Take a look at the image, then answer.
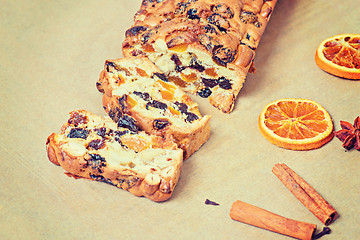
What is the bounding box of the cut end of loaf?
[46,110,183,202]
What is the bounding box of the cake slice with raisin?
[46,110,183,202]
[122,0,277,113]
[97,57,211,160]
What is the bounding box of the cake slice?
[46,110,183,202]
[97,57,211,160]
[122,0,277,113]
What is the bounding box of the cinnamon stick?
[230,200,317,240]
[272,163,337,225]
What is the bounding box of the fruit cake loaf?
[46,110,183,202]
[97,57,211,160]
[122,0,277,113]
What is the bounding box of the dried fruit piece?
[187,8,200,20]
[212,47,236,67]
[117,115,139,133]
[185,112,199,123]
[240,11,257,24]
[87,139,105,150]
[258,98,334,150]
[218,77,232,90]
[67,128,89,140]
[198,87,212,98]
[125,26,148,38]
[153,72,169,82]
[201,77,218,88]
[153,119,171,130]
[86,154,107,172]
[146,100,168,110]
[315,34,360,79]
[207,13,230,32]
[68,111,88,126]
[212,4,234,19]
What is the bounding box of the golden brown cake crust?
[122,0,277,113]
[46,110,183,202]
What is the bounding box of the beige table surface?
[1,0,360,239]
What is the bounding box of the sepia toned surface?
[1,0,359,239]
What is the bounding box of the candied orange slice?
[167,75,189,88]
[156,80,176,93]
[315,34,360,79]
[160,90,174,101]
[135,67,149,77]
[121,135,150,152]
[168,106,180,115]
[181,72,199,82]
[168,43,188,52]
[258,98,334,150]
[126,95,137,108]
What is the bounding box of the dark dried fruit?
[218,77,232,90]
[187,8,200,20]
[141,0,164,7]
[175,65,186,72]
[240,41,256,50]
[114,130,129,137]
[212,4,234,19]
[212,47,236,66]
[202,77,218,88]
[117,115,139,133]
[146,100,168,110]
[86,154,107,172]
[170,54,182,66]
[254,21,262,28]
[95,127,107,138]
[67,128,89,139]
[203,24,217,34]
[175,2,189,15]
[166,35,190,49]
[133,91,151,101]
[87,139,105,150]
[240,11,257,24]
[174,101,188,113]
[199,34,221,51]
[117,95,128,110]
[125,26,148,38]
[207,13,230,32]
[140,28,158,44]
[153,119,170,130]
[185,112,199,122]
[198,87,212,98]
[105,61,122,73]
[189,58,205,72]
[89,174,115,186]
[68,112,88,126]
[117,175,139,190]
[108,107,123,123]
[153,72,169,82]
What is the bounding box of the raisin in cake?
[122,0,277,113]
[46,110,183,202]
[97,57,211,160]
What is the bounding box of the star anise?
[334,116,360,151]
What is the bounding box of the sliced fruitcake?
[122,0,277,113]
[97,57,211,160]
[46,110,183,202]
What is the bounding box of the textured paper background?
[1,0,359,239]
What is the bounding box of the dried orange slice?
[315,34,360,79]
[258,98,334,150]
